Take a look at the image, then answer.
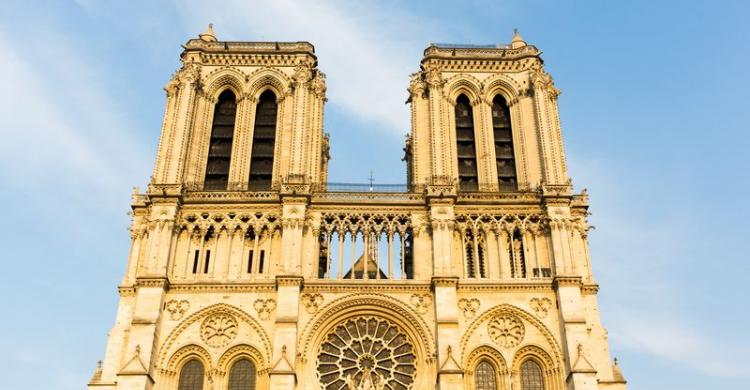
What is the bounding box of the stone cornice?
[457,280,556,292]
[168,281,276,293]
[135,277,170,290]
[432,276,459,287]
[303,280,431,293]
[276,275,304,288]
[553,276,583,289]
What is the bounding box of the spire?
[511,28,527,49]
[199,23,217,42]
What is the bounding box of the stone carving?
[458,298,481,319]
[254,298,277,320]
[200,313,238,348]
[488,314,525,348]
[301,293,324,314]
[317,316,416,389]
[529,297,552,318]
[165,299,190,320]
[410,293,432,314]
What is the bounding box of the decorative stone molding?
[200,313,238,348]
[458,298,481,319]
[301,293,324,314]
[410,293,432,315]
[165,299,190,320]
[488,314,525,348]
[254,299,277,320]
[529,297,552,318]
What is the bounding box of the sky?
[0,0,748,389]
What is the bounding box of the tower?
[89,27,626,390]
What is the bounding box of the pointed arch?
[249,89,278,190]
[444,74,483,104]
[247,67,292,100]
[203,67,246,100]
[492,94,518,191]
[482,73,523,103]
[459,304,563,369]
[204,89,237,189]
[455,93,479,191]
[464,345,507,390]
[157,303,273,370]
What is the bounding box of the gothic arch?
[459,304,563,369]
[482,73,524,103]
[165,344,212,374]
[157,303,272,370]
[247,67,291,100]
[511,344,555,372]
[299,293,436,389]
[203,67,246,100]
[444,74,483,105]
[464,344,508,390]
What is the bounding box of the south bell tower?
[90,27,626,390]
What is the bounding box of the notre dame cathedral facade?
[88,26,627,390]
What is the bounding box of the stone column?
[269,276,303,390]
[433,277,463,389]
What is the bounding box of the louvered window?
[204,90,237,190]
[178,359,204,390]
[520,360,545,390]
[491,95,517,191]
[475,360,497,390]
[249,90,277,191]
[455,95,478,191]
[228,359,257,390]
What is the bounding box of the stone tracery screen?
[317,316,417,389]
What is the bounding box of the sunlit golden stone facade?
[89,27,627,390]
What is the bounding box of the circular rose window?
[317,316,417,389]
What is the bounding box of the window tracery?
[520,359,544,390]
[491,95,517,191]
[178,359,204,390]
[475,360,498,390]
[205,89,237,190]
[228,358,257,390]
[455,94,479,191]
[317,316,417,390]
[249,90,278,191]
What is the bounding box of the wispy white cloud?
[0,26,149,210]
[175,0,434,136]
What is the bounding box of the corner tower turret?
[405,31,567,193]
[153,26,329,190]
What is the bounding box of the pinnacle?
[199,23,217,42]
[511,28,527,48]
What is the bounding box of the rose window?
[317,316,417,390]
[487,314,524,348]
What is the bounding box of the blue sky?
[0,1,748,389]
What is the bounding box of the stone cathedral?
[89,26,627,390]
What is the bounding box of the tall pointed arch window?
[455,94,479,191]
[228,358,257,390]
[475,360,498,390]
[178,359,204,390]
[520,359,545,390]
[204,89,237,190]
[249,90,278,191]
[491,95,517,191]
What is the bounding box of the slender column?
[252,230,260,274]
[375,234,381,280]
[325,232,332,278]
[509,230,517,278]
[363,230,369,280]
[400,233,406,279]
[350,230,357,279]
[460,230,468,278]
[472,228,480,279]
[337,230,344,279]
[183,232,193,279]
[387,231,394,279]
[532,229,541,278]
[264,231,272,275]
[238,229,246,277]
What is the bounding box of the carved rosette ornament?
[488,314,524,348]
[165,299,190,320]
[254,299,276,320]
[409,293,432,315]
[302,293,324,314]
[458,298,481,319]
[529,297,552,318]
[317,316,417,390]
[200,313,238,348]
